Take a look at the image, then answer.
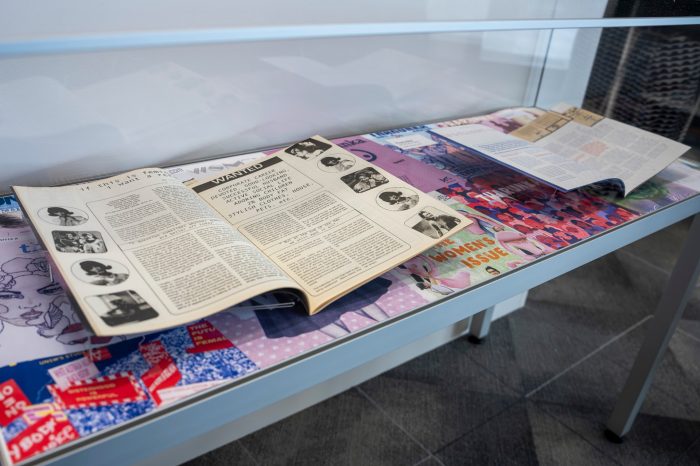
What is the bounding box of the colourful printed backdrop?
[0,107,697,464]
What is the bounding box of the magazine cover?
[365,114,639,249]
[437,171,639,250]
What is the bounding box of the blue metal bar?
[1,17,699,58]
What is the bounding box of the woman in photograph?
[80,233,106,253]
[79,261,128,286]
[57,232,82,253]
[417,211,461,238]
[319,156,354,172]
[46,207,87,226]
[378,190,419,211]
[285,138,331,159]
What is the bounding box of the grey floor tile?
[359,342,520,453]
[678,293,700,341]
[460,308,601,395]
[184,441,258,466]
[673,438,700,465]
[239,389,427,466]
[523,252,656,349]
[617,219,692,274]
[680,319,700,342]
[530,347,700,466]
[436,401,617,466]
[603,320,700,410]
[414,456,444,466]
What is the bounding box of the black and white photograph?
[405,207,461,239]
[376,188,420,211]
[284,137,332,159]
[72,259,129,286]
[52,231,107,253]
[38,206,89,226]
[86,290,158,327]
[340,167,389,193]
[317,155,356,173]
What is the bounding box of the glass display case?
[0,2,699,464]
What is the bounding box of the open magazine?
[12,137,468,337]
[430,103,690,195]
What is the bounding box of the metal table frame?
[26,193,698,466]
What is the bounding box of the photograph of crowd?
[340,167,389,193]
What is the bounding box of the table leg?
[468,306,495,343]
[605,214,700,442]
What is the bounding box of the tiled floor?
[187,219,700,466]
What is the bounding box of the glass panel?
[582,26,700,159]
[0,0,569,39]
[0,29,551,191]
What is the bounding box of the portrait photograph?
[317,155,356,173]
[72,259,129,286]
[376,188,420,211]
[405,207,462,239]
[38,206,89,226]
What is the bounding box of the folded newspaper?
[12,137,469,336]
[430,103,690,195]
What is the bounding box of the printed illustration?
[284,137,332,159]
[405,207,461,239]
[334,136,459,193]
[0,323,258,463]
[388,203,537,298]
[376,188,419,211]
[38,207,88,227]
[0,195,21,214]
[395,255,470,295]
[52,231,107,254]
[317,155,356,172]
[71,260,129,286]
[86,290,158,327]
[456,207,553,262]
[0,213,26,230]
[340,167,389,193]
[438,172,638,250]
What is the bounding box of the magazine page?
[429,104,690,195]
[190,136,470,313]
[13,169,298,336]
